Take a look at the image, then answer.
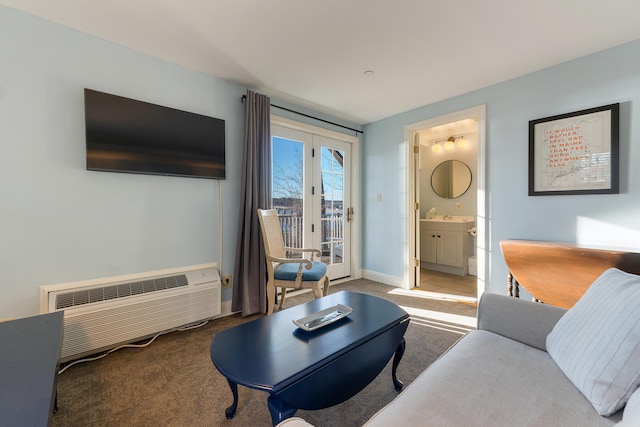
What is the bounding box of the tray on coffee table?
[293,304,352,331]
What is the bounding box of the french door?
[271,123,352,280]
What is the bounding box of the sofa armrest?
[477,293,567,351]
[619,387,640,426]
[276,417,314,427]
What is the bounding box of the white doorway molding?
[404,105,487,299]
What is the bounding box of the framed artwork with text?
[529,103,619,196]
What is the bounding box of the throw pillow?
[546,268,640,416]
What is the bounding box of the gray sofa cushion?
[365,330,618,427]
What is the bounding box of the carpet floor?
[52,279,477,427]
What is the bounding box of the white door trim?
[404,105,486,299]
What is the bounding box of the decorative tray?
[293,304,352,332]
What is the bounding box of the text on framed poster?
[528,103,619,196]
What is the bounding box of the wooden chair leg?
[278,288,287,310]
[311,285,322,299]
[267,280,276,315]
[323,276,330,296]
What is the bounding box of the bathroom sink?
[422,216,474,223]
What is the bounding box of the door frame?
[404,105,486,299]
[271,115,361,281]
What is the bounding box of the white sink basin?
[422,216,474,223]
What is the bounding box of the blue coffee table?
[210,291,409,425]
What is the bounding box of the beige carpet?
[52,279,477,427]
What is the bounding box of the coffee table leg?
[224,379,239,419]
[267,395,297,426]
[391,338,406,391]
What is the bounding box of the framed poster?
[529,103,619,196]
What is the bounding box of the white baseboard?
[362,269,405,288]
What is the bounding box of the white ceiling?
[3,0,640,124]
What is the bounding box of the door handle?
[346,207,354,222]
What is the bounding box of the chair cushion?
[546,268,640,416]
[274,261,327,282]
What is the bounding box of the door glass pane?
[272,136,304,256]
[320,147,344,265]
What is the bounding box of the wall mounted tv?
[84,89,225,179]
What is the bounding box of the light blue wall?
[0,5,245,317]
[362,39,640,295]
[0,5,362,319]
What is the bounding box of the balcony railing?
[278,214,304,249]
[276,211,344,264]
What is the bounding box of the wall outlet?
[221,275,232,288]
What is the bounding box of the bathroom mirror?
[431,160,472,199]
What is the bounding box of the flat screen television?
[84,89,225,179]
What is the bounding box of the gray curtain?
[231,90,271,316]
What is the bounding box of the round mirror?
[431,160,472,199]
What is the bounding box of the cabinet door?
[437,231,464,267]
[420,223,437,263]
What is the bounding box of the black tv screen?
[84,89,225,179]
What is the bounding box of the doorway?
[405,106,486,300]
[271,117,358,281]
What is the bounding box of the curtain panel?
[231,90,272,315]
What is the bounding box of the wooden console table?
[0,311,64,426]
[500,240,640,308]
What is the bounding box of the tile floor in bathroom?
[416,268,477,300]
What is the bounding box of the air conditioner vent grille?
[55,274,189,310]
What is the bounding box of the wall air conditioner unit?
[40,263,221,362]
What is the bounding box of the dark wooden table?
[210,291,409,425]
[0,311,64,426]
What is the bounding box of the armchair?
[257,209,330,315]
